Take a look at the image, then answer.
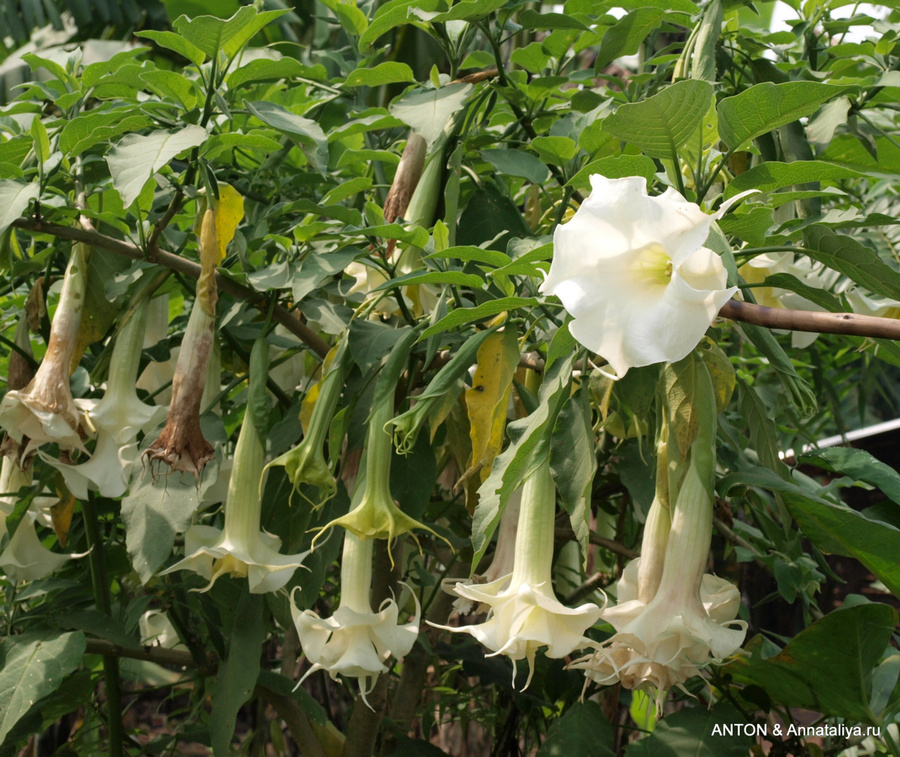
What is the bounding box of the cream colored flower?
[436,460,602,689]
[570,448,746,710]
[47,300,166,498]
[160,341,307,594]
[291,531,419,706]
[0,456,79,583]
[540,175,745,378]
[0,243,91,457]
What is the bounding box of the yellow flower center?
[211,554,249,580]
[630,243,673,287]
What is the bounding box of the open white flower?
[160,341,307,594]
[570,416,746,710]
[540,175,744,378]
[0,243,91,457]
[47,299,166,499]
[291,531,419,706]
[436,459,602,689]
[0,455,79,583]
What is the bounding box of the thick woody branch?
[13,217,330,358]
[554,527,638,560]
[719,299,900,340]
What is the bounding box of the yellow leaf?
[211,184,245,263]
[51,484,76,548]
[458,327,519,495]
[197,184,244,315]
[299,381,320,436]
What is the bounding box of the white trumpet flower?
[540,175,747,378]
[291,531,420,706]
[436,459,602,689]
[47,300,166,499]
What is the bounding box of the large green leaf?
[358,0,442,51]
[59,108,153,156]
[802,225,900,302]
[482,148,550,184]
[625,704,754,757]
[211,591,265,757]
[106,125,208,207]
[596,8,668,69]
[135,30,206,67]
[537,701,615,757]
[0,630,86,743]
[603,79,713,159]
[345,62,414,87]
[121,451,220,583]
[0,180,38,237]
[785,492,900,598]
[799,447,900,506]
[718,82,851,151]
[245,101,328,175]
[389,83,473,145]
[550,386,596,567]
[172,7,288,61]
[727,604,897,723]
[724,160,864,198]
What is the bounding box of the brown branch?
[13,217,330,358]
[257,685,328,757]
[563,571,611,605]
[554,527,638,560]
[84,639,215,672]
[719,299,900,340]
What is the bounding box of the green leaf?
[625,704,753,757]
[0,180,38,237]
[785,492,900,599]
[375,270,484,290]
[0,631,86,743]
[530,136,577,165]
[318,0,369,36]
[349,321,413,372]
[203,132,282,158]
[537,701,615,757]
[803,225,900,302]
[245,100,328,176]
[762,272,844,312]
[173,7,288,61]
[596,8,668,69]
[551,385,596,566]
[106,125,208,208]
[135,30,206,66]
[60,108,153,156]
[290,248,359,303]
[518,9,590,31]
[344,61,415,87]
[227,57,326,89]
[122,453,220,583]
[799,447,900,506]
[728,604,897,723]
[456,184,530,250]
[603,79,714,159]
[389,83,473,145]
[141,70,199,110]
[725,160,864,198]
[568,155,657,191]
[425,0,510,22]
[718,82,852,151]
[425,245,511,268]
[358,0,442,51]
[481,148,550,184]
[420,297,538,339]
[211,591,265,757]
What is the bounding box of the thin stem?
[12,217,330,358]
[82,492,124,757]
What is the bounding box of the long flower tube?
[570,362,746,709]
[266,337,350,505]
[144,186,243,477]
[291,530,420,706]
[0,242,91,459]
[47,299,166,498]
[311,329,443,556]
[436,458,603,689]
[160,338,307,593]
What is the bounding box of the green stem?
[511,458,556,587]
[83,492,124,757]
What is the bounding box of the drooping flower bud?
[0,242,91,460]
[144,186,243,477]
